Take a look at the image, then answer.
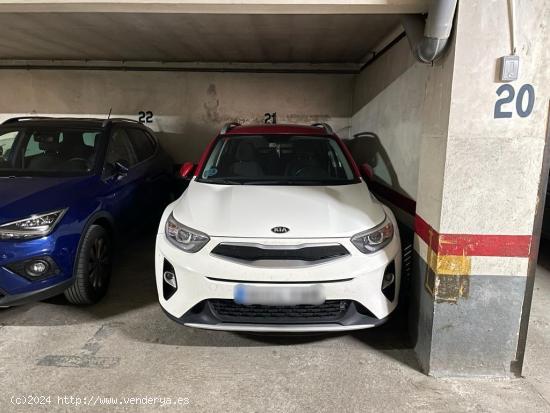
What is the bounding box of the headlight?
[165,213,209,253]
[351,214,394,254]
[0,209,67,240]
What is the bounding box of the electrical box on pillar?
[500,55,520,81]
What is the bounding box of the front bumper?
[155,229,401,332]
[0,278,74,307]
[162,300,389,332]
[0,234,77,306]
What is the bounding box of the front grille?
[208,299,350,324]
[211,243,349,263]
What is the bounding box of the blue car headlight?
[0,209,67,240]
[165,213,210,253]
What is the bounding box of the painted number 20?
[494,84,535,119]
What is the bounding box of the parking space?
[0,233,549,412]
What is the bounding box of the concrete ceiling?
[0,1,430,14]
[0,13,404,67]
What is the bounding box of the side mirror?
[179,162,196,179]
[359,163,374,181]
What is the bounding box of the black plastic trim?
[4,255,61,281]
[163,299,388,328]
[211,243,349,262]
[382,261,396,302]
[0,278,74,306]
[162,259,177,300]
[206,277,353,284]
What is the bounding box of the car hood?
[0,175,98,225]
[172,181,386,238]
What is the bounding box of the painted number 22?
[494,84,535,119]
[138,111,154,123]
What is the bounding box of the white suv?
[155,123,401,332]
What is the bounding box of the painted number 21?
[494,84,535,119]
[264,112,277,124]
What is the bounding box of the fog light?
[162,259,177,300]
[382,272,395,290]
[163,271,177,289]
[25,260,50,277]
[381,262,396,301]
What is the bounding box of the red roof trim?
[194,136,218,177]
[335,136,361,178]
[225,124,330,136]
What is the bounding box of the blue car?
[0,117,174,305]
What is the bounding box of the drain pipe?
[401,0,458,63]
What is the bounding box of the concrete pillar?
[411,0,549,376]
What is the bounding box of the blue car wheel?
[64,225,112,304]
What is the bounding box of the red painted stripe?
[354,178,532,258]
[414,214,532,258]
[438,234,532,257]
[414,214,439,253]
[369,180,417,216]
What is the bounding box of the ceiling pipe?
[401,0,458,64]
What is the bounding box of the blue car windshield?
[0,127,103,177]
[196,135,359,186]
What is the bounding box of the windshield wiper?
[243,179,356,185]
[203,178,244,185]
[243,180,323,185]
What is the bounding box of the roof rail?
[220,122,241,135]
[2,116,53,125]
[311,122,334,135]
[101,117,143,127]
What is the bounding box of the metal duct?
[401,0,458,63]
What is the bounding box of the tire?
[64,224,112,305]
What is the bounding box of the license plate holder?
[233,284,325,306]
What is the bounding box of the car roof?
[0,117,145,129]
[223,123,333,136]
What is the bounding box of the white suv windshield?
[197,135,358,185]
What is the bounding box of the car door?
[101,127,141,234]
[127,127,171,220]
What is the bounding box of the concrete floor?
[0,234,549,412]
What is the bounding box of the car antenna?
[107,108,112,119]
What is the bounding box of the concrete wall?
[349,37,428,203]
[347,0,549,377]
[0,70,353,162]
[412,0,549,377]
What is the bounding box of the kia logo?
[271,226,289,234]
